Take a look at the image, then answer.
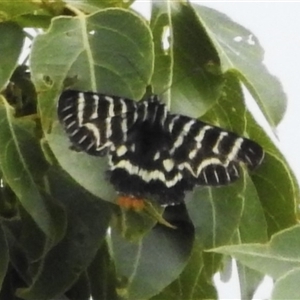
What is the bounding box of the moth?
[57,90,264,206]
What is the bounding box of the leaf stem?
[65,4,86,18]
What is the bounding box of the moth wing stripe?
[225,169,231,182]
[212,131,229,154]
[214,169,220,183]
[172,135,184,151]
[180,162,197,177]
[232,164,239,176]
[163,159,174,172]
[116,145,127,157]
[96,142,112,151]
[171,119,196,152]
[62,114,73,122]
[168,115,180,133]
[183,119,196,133]
[142,102,148,121]
[202,170,208,183]
[244,154,252,165]
[196,157,224,176]
[86,140,95,150]
[154,152,160,160]
[61,105,73,112]
[111,160,182,187]
[105,118,112,138]
[105,96,114,117]
[121,117,127,141]
[78,135,88,144]
[194,125,212,143]
[120,98,127,114]
[83,123,101,147]
[70,128,80,137]
[226,137,244,162]
[77,93,85,126]
[66,120,76,129]
[188,148,198,160]
[90,94,99,119]
[151,104,158,124]
[132,111,138,124]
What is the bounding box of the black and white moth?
[57,90,264,205]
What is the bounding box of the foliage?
[0,1,298,299]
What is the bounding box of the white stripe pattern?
[83,123,101,147]
[212,131,228,154]
[194,125,212,143]
[77,93,85,126]
[111,160,182,188]
[120,98,127,114]
[105,118,112,139]
[90,95,99,119]
[168,115,180,133]
[226,137,244,163]
[105,96,114,117]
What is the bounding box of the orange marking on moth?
[117,195,146,211]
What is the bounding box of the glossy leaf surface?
[0,22,24,91]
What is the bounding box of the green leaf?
[31,8,153,202]
[150,2,223,117]
[271,267,300,300]
[112,204,161,242]
[0,97,66,245]
[15,207,49,264]
[65,0,136,13]
[0,180,18,219]
[0,0,56,28]
[251,152,299,236]
[201,70,298,236]
[186,178,244,251]
[0,0,40,19]
[235,174,268,300]
[150,2,173,94]
[184,69,294,297]
[88,241,118,300]
[0,22,24,91]
[0,266,24,300]
[14,14,52,29]
[151,239,217,300]
[17,167,112,300]
[31,8,154,120]
[110,222,194,299]
[193,4,287,127]
[198,70,297,298]
[65,271,91,300]
[237,175,268,245]
[2,221,33,288]
[0,224,9,289]
[237,263,264,300]
[170,2,223,117]
[211,224,300,280]
[46,123,116,202]
[185,175,244,281]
